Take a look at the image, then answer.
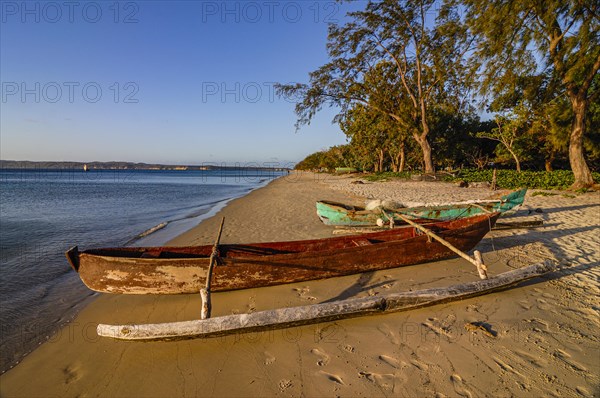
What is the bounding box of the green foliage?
[276,0,474,173]
[462,0,599,186]
[447,169,600,190]
[531,191,557,197]
[292,1,599,183]
[364,171,415,181]
[476,103,534,172]
[294,145,355,171]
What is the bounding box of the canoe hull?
[316,189,526,226]
[70,213,499,294]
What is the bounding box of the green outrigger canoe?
[316,189,527,226]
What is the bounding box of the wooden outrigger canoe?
[316,189,527,226]
[66,213,499,295]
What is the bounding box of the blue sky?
[1,1,359,166]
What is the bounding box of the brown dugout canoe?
[66,213,499,295]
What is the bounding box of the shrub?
[446,169,600,190]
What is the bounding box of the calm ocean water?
[0,168,283,372]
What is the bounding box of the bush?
[364,171,416,181]
[446,169,600,190]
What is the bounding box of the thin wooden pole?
[395,214,489,279]
[470,203,492,213]
[200,217,225,319]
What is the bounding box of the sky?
[0,1,361,166]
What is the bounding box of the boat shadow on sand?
[478,201,599,287]
[321,272,393,303]
[318,259,597,308]
[478,224,599,253]
[322,200,599,305]
[520,202,599,216]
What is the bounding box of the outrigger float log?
[97,261,556,341]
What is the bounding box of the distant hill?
[0,160,290,171]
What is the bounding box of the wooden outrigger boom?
[200,217,226,319]
[97,261,555,341]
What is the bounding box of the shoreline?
[1,172,598,397]
[165,172,360,247]
[134,175,278,247]
[1,173,281,374]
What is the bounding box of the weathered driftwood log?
[97,261,555,341]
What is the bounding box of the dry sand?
[1,172,598,397]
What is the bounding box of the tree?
[477,104,532,172]
[276,0,473,173]
[462,0,600,188]
[340,105,386,172]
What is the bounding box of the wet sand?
[1,172,598,397]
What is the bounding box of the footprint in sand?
[518,300,532,310]
[293,286,317,301]
[63,364,81,385]
[319,370,344,385]
[514,349,548,368]
[536,298,552,311]
[264,351,276,365]
[278,379,292,392]
[359,371,396,390]
[554,349,588,372]
[247,296,256,313]
[377,323,400,345]
[466,304,479,313]
[576,386,592,397]
[450,374,472,398]
[311,348,330,366]
[492,357,525,378]
[410,359,429,371]
[378,354,401,369]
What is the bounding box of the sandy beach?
[1,172,598,397]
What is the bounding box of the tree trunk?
[545,157,553,172]
[421,139,434,173]
[399,145,405,172]
[569,96,594,189]
[390,144,405,172]
[506,147,521,173]
[390,154,398,172]
[378,148,385,173]
[413,133,434,173]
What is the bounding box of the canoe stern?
[65,246,80,271]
